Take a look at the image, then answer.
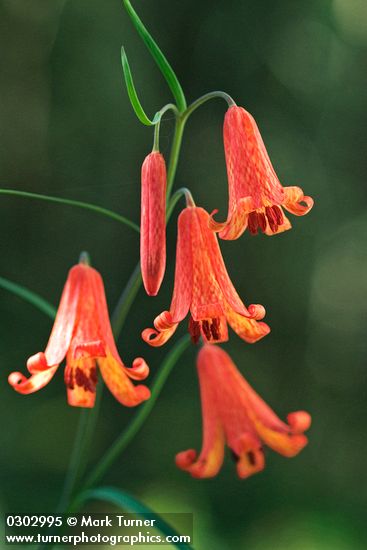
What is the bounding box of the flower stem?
[182,90,236,122]
[152,103,178,152]
[167,117,186,199]
[75,335,190,496]
[56,408,91,513]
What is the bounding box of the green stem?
[56,409,91,513]
[166,187,191,220]
[167,118,186,199]
[0,189,139,233]
[152,103,178,152]
[181,90,236,122]
[78,335,190,494]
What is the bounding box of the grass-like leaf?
[0,276,56,319]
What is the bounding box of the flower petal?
[253,420,309,457]
[98,352,150,407]
[142,311,178,347]
[215,197,254,240]
[233,435,266,479]
[8,366,58,394]
[43,264,84,366]
[170,208,193,322]
[224,302,270,343]
[175,430,225,479]
[64,355,98,408]
[196,207,254,317]
[283,186,314,216]
[224,107,285,205]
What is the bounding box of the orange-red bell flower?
[142,206,270,346]
[140,151,167,296]
[210,106,314,239]
[8,262,150,408]
[176,345,311,479]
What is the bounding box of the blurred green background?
[1,0,366,548]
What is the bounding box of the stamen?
[265,206,278,233]
[272,205,284,225]
[210,317,221,340]
[248,211,259,235]
[188,317,201,344]
[202,320,212,341]
[247,450,256,466]
[257,212,267,233]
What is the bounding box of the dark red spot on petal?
[75,366,97,393]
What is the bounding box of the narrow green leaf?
[121,47,153,126]
[78,487,193,550]
[0,276,56,319]
[0,189,140,233]
[122,0,187,112]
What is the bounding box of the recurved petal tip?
[175,449,220,479]
[283,186,314,216]
[26,352,48,373]
[8,366,58,394]
[287,411,312,433]
[175,449,197,470]
[128,357,150,380]
[247,303,266,320]
[142,311,178,347]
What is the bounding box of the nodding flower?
[142,205,270,347]
[9,261,150,408]
[176,345,311,479]
[210,106,314,239]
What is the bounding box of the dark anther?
[188,317,201,344]
[247,450,256,466]
[265,206,278,233]
[202,320,212,341]
[248,211,259,235]
[257,212,267,233]
[210,317,221,340]
[272,205,284,225]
